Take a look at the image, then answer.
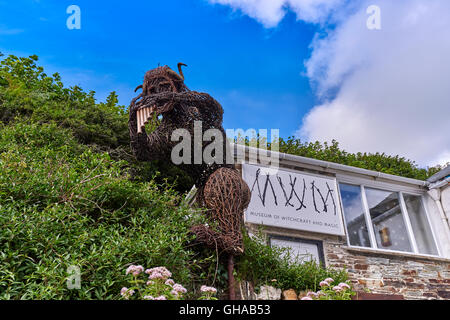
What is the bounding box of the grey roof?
[427,165,450,183]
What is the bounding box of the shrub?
[0,121,212,299]
[0,53,193,193]
[236,231,348,293]
[237,136,441,181]
[276,138,442,181]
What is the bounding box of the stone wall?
[324,238,450,300]
[247,224,450,300]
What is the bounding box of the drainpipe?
[429,177,450,190]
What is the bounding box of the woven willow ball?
[203,167,251,216]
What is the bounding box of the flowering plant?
[301,278,355,300]
[120,265,217,300]
[199,285,218,300]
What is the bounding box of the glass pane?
[365,187,412,252]
[339,184,371,247]
[403,194,438,255]
[270,238,321,265]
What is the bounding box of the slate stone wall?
[324,238,450,300]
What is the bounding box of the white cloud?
[209,0,450,166]
[301,0,450,166]
[208,0,346,27]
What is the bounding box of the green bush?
[277,137,441,181]
[236,232,348,293]
[0,121,212,299]
[238,135,441,181]
[0,54,128,148]
[0,53,193,193]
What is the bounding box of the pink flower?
[149,272,164,280]
[165,279,175,286]
[126,265,144,276]
[319,281,329,287]
[338,283,351,290]
[338,282,350,289]
[120,287,135,299]
[125,266,133,275]
[143,295,155,300]
[154,295,167,300]
[172,283,187,294]
[145,267,172,280]
[307,291,318,298]
[200,285,217,294]
[324,278,334,284]
[301,296,313,300]
[146,280,155,286]
[333,286,343,292]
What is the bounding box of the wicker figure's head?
[135,63,188,95]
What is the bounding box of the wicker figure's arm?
[128,101,171,162]
[137,92,224,126]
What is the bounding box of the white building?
[234,144,450,300]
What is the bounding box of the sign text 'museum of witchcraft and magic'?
[242,164,345,236]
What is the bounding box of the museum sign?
[242,164,346,236]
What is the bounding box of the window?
[339,183,439,256]
[339,184,370,247]
[365,188,412,252]
[269,236,325,266]
[403,194,438,255]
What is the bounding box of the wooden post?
[228,254,236,300]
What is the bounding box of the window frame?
[268,235,326,267]
[337,180,441,258]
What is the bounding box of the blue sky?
[0,0,319,138]
[2,0,449,166]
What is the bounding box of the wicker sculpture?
[128,64,251,299]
